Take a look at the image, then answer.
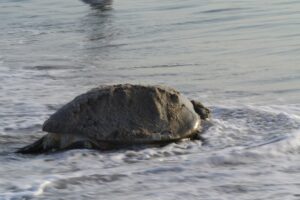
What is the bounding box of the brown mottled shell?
[43,84,201,144]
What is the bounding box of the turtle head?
[191,100,211,120]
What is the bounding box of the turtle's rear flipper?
[16,136,46,154]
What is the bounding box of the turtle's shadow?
[15,137,207,156]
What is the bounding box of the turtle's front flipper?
[16,136,46,154]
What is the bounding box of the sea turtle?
[17,84,210,153]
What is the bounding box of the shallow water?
[0,0,300,199]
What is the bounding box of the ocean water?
[0,0,300,199]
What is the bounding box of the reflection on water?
[80,7,117,63]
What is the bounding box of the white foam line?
[0,179,54,199]
[248,104,300,121]
[33,180,52,196]
[248,130,300,154]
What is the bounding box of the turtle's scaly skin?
[17,84,210,153]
